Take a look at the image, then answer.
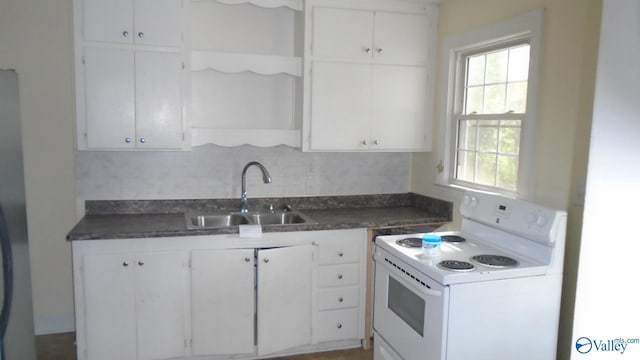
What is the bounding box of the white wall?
[571,1,640,358]
[0,0,77,334]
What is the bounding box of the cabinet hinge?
[81,55,85,65]
[181,61,185,70]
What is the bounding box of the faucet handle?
[266,203,275,213]
[283,204,293,212]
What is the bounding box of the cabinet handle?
[139,137,146,144]
[244,257,251,262]
[137,32,144,39]
[138,260,144,266]
[338,297,344,303]
[337,274,343,280]
[337,323,343,329]
[263,258,269,263]
[122,261,129,267]
[122,30,129,37]
[337,251,344,257]
[125,137,132,143]
[365,48,371,54]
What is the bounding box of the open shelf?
[191,0,303,11]
[191,50,302,76]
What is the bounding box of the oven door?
[373,248,448,360]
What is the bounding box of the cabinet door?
[310,61,371,150]
[191,249,255,356]
[134,251,189,360]
[83,0,133,43]
[257,245,313,356]
[83,47,136,149]
[370,65,428,150]
[134,51,184,149]
[134,0,183,47]
[373,12,430,64]
[82,254,137,360]
[312,7,373,60]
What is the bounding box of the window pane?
[497,155,518,191]
[507,45,530,82]
[478,120,498,152]
[506,82,527,113]
[477,153,497,186]
[484,84,506,113]
[467,55,486,86]
[458,120,477,150]
[499,122,521,154]
[485,49,508,84]
[465,86,484,114]
[456,150,476,183]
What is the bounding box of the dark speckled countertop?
[67,193,452,240]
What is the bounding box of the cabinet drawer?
[315,308,359,343]
[317,237,361,265]
[318,286,359,310]
[318,264,359,288]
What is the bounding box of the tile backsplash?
[75,144,411,200]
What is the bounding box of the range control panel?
[460,191,567,246]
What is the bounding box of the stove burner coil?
[437,260,475,272]
[471,255,519,268]
[440,235,466,243]
[395,237,423,248]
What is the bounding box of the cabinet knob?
[263,258,269,263]
[361,140,368,146]
[139,137,146,144]
[365,48,371,54]
[337,251,344,257]
[373,140,379,145]
[122,30,129,37]
[337,323,343,329]
[377,48,383,54]
[122,261,129,267]
[338,297,344,303]
[138,260,144,266]
[137,32,144,39]
[125,137,132,143]
[244,257,251,262]
[337,274,343,280]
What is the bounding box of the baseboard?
[34,313,75,335]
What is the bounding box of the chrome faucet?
[240,161,272,213]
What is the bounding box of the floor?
[36,333,373,360]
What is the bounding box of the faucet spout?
[240,161,272,213]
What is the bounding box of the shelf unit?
[188,0,303,148]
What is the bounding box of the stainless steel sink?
[244,212,313,225]
[188,214,250,229]
[185,211,314,229]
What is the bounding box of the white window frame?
[436,10,543,200]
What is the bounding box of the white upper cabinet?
[303,0,438,152]
[83,0,183,47]
[74,0,187,150]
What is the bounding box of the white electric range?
[372,190,567,360]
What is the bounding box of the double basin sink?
[186,211,315,229]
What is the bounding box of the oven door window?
[388,276,425,336]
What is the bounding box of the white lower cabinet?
[73,229,366,360]
[190,245,313,357]
[80,250,189,360]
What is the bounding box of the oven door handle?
[377,256,443,298]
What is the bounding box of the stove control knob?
[462,195,471,206]
[536,215,548,227]
[470,196,479,208]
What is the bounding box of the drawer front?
[318,263,359,288]
[318,286,359,310]
[317,237,361,265]
[315,308,359,343]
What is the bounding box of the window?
[437,11,542,198]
